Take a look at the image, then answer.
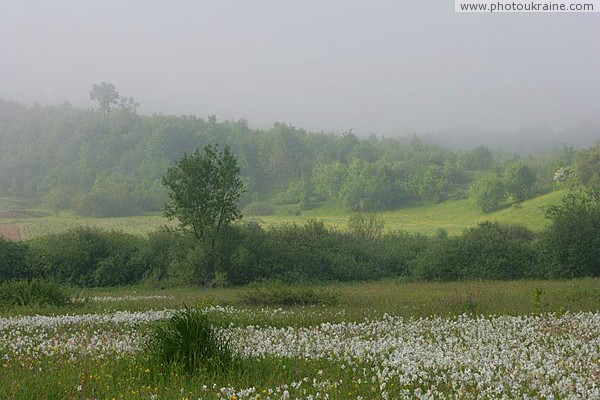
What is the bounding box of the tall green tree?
[469,175,505,213]
[162,145,244,284]
[90,82,120,115]
[504,161,536,202]
[573,143,600,189]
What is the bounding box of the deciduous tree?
[162,145,244,284]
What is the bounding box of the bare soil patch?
[0,224,21,240]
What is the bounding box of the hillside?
[250,189,566,235]
[0,98,575,220]
[0,190,566,239]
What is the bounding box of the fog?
[1,0,599,146]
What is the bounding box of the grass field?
[255,189,566,235]
[1,279,599,399]
[0,190,566,239]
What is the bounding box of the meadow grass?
[3,278,598,322]
[253,189,567,235]
[0,190,566,238]
[1,278,599,399]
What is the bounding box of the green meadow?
[1,279,599,399]
[0,189,566,239]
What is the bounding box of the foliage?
[469,175,505,213]
[140,229,196,285]
[419,164,449,202]
[90,82,120,114]
[0,97,581,217]
[413,222,537,281]
[457,222,537,280]
[148,307,234,374]
[459,145,494,170]
[412,237,462,281]
[0,238,31,281]
[240,281,339,306]
[539,188,600,278]
[313,161,347,200]
[163,144,244,284]
[504,160,537,202]
[573,143,600,189]
[26,227,145,287]
[42,188,73,215]
[0,279,72,307]
[227,220,428,285]
[4,188,597,287]
[347,212,385,239]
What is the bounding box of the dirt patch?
[0,224,21,241]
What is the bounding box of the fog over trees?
[0,90,597,217]
[1,1,598,144]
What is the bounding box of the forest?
[1,86,597,219]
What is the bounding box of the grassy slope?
[252,189,567,235]
[0,190,566,239]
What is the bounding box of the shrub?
[0,279,72,307]
[504,161,537,202]
[459,145,493,170]
[573,143,600,188]
[412,237,462,281]
[412,222,537,281]
[27,227,145,286]
[270,185,301,205]
[227,221,425,284]
[539,188,600,278]
[140,228,197,285]
[457,221,537,280]
[239,281,339,306]
[469,176,505,213]
[0,238,32,281]
[148,307,233,374]
[347,212,385,240]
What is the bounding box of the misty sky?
[1,0,599,138]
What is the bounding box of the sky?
[1,0,599,142]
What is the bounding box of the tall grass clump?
[149,307,234,375]
[0,279,72,307]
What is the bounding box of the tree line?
[1,84,596,217]
[1,187,598,287]
[1,141,598,287]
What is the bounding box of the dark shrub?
[0,238,32,281]
[457,221,537,280]
[539,189,600,278]
[0,279,72,307]
[413,222,537,281]
[227,220,426,284]
[412,237,462,281]
[140,228,196,285]
[27,227,145,286]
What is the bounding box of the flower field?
[1,304,599,399]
